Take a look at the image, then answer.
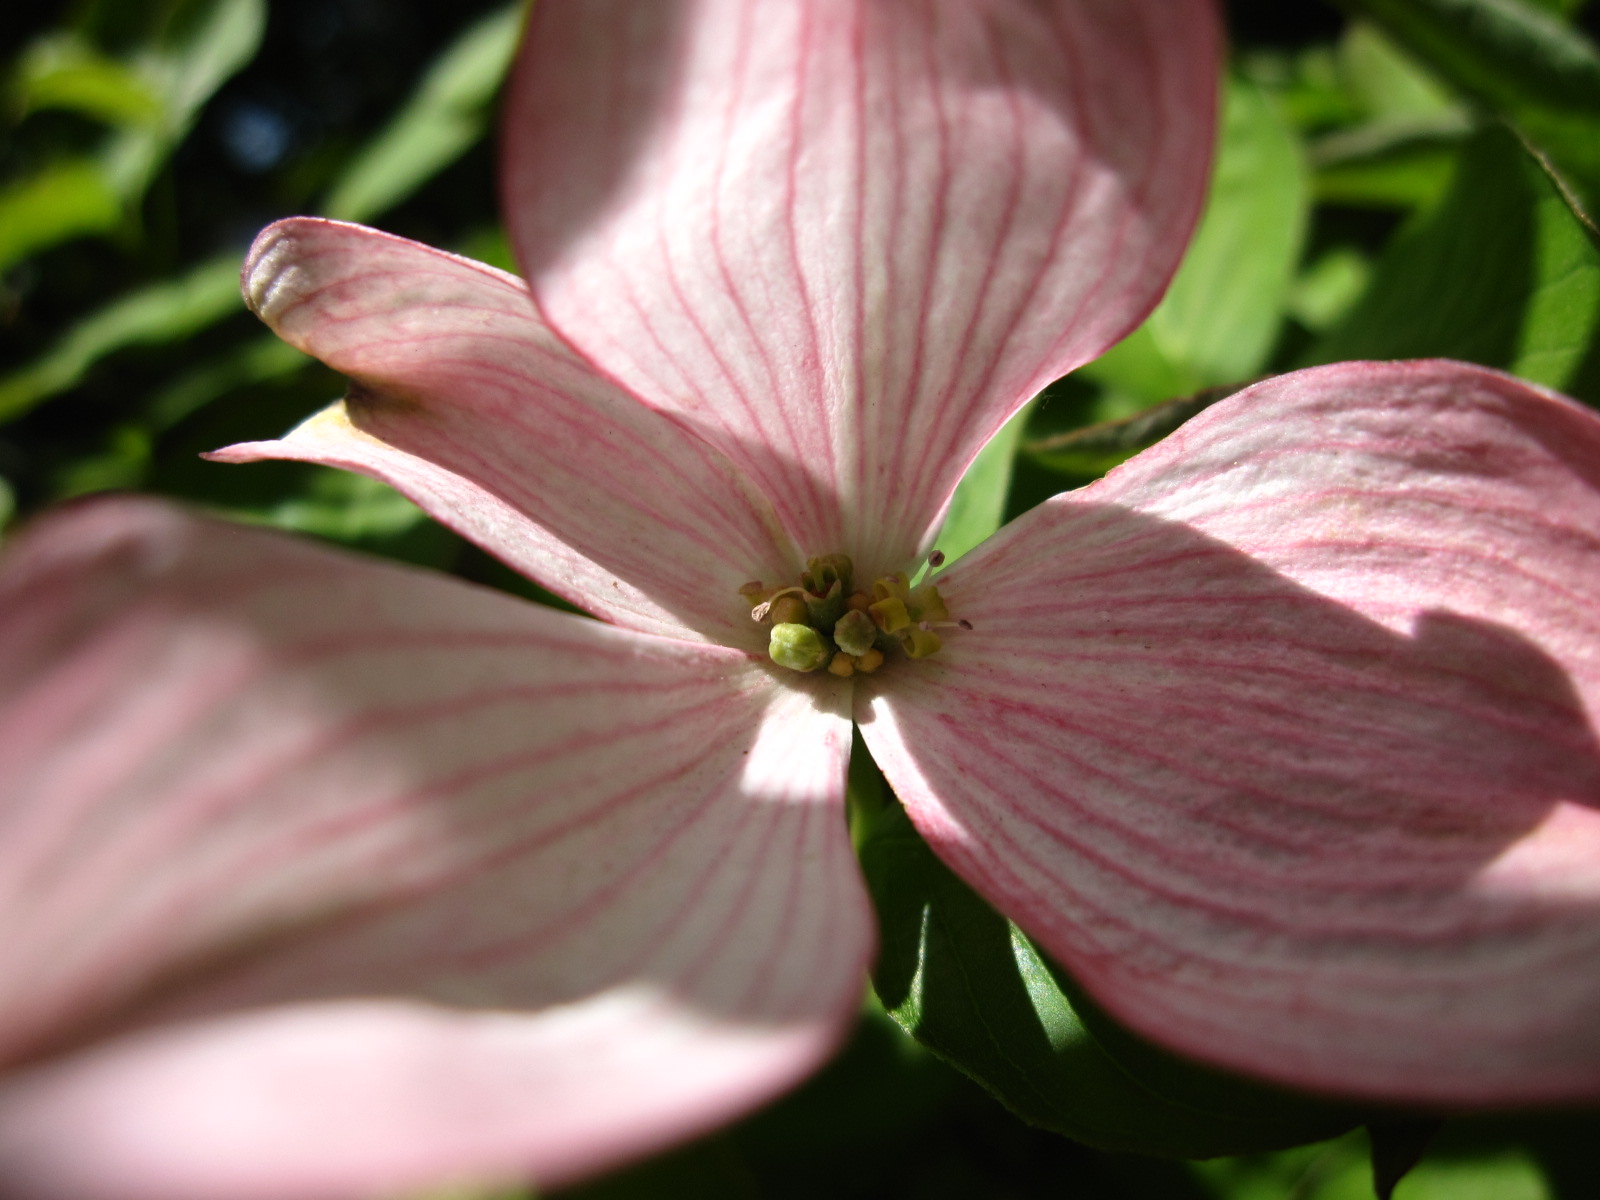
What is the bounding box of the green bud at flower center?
[769,623,831,672]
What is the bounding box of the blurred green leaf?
[0,0,264,269]
[1389,1151,1550,1200]
[1239,44,1363,135]
[0,254,242,423]
[249,469,428,542]
[1,4,520,425]
[1306,126,1600,402]
[1290,246,1375,332]
[1310,121,1465,208]
[1338,0,1600,233]
[1082,76,1308,404]
[851,749,1361,1160]
[143,336,307,430]
[213,464,462,570]
[1369,1119,1441,1199]
[52,425,154,499]
[101,0,267,196]
[1341,20,1461,119]
[1189,1129,1552,1200]
[14,35,164,127]
[1074,323,1191,417]
[1312,25,1470,209]
[0,159,121,270]
[930,405,1027,566]
[1023,387,1233,480]
[45,337,307,501]
[1189,1131,1370,1200]
[324,3,523,222]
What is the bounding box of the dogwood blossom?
[4,3,1600,1200]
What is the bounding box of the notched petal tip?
[240,218,316,323]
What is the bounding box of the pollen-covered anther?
[741,554,961,674]
[911,584,949,623]
[867,595,911,634]
[833,608,878,657]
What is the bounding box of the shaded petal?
[861,362,1600,1105]
[503,0,1219,579]
[0,499,870,1199]
[220,217,799,644]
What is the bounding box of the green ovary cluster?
[740,554,960,677]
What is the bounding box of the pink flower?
[4,2,1600,1198]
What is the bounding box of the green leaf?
[1310,122,1464,209]
[45,337,308,501]
[1341,20,1461,120]
[1082,75,1308,403]
[1522,0,1588,16]
[1310,24,1470,210]
[212,464,462,570]
[1337,0,1600,232]
[0,159,122,273]
[1305,126,1600,402]
[1289,247,1375,332]
[0,254,243,424]
[0,0,518,422]
[850,742,1361,1159]
[323,3,524,223]
[0,0,265,269]
[1022,386,1234,480]
[1368,1119,1442,1200]
[14,35,165,127]
[101,0,267,196]
[930,406,1028,565]
[1190,1127,1554,1200]
[1144,75,1309,386]
[247,469,430,543]
[142,336,309,431]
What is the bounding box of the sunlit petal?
[503,0,1219,578]
[220,218,799,643]
[0,499,870,1198]
[863,362,1600,1104]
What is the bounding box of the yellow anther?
[872,573,910,603]
[740,557,959,676]
[869,596,911,633]
[910,584,948,623]
[903,627,943,659]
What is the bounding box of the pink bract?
[4,3,1600,1199]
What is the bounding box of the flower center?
[740,554,965,677]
